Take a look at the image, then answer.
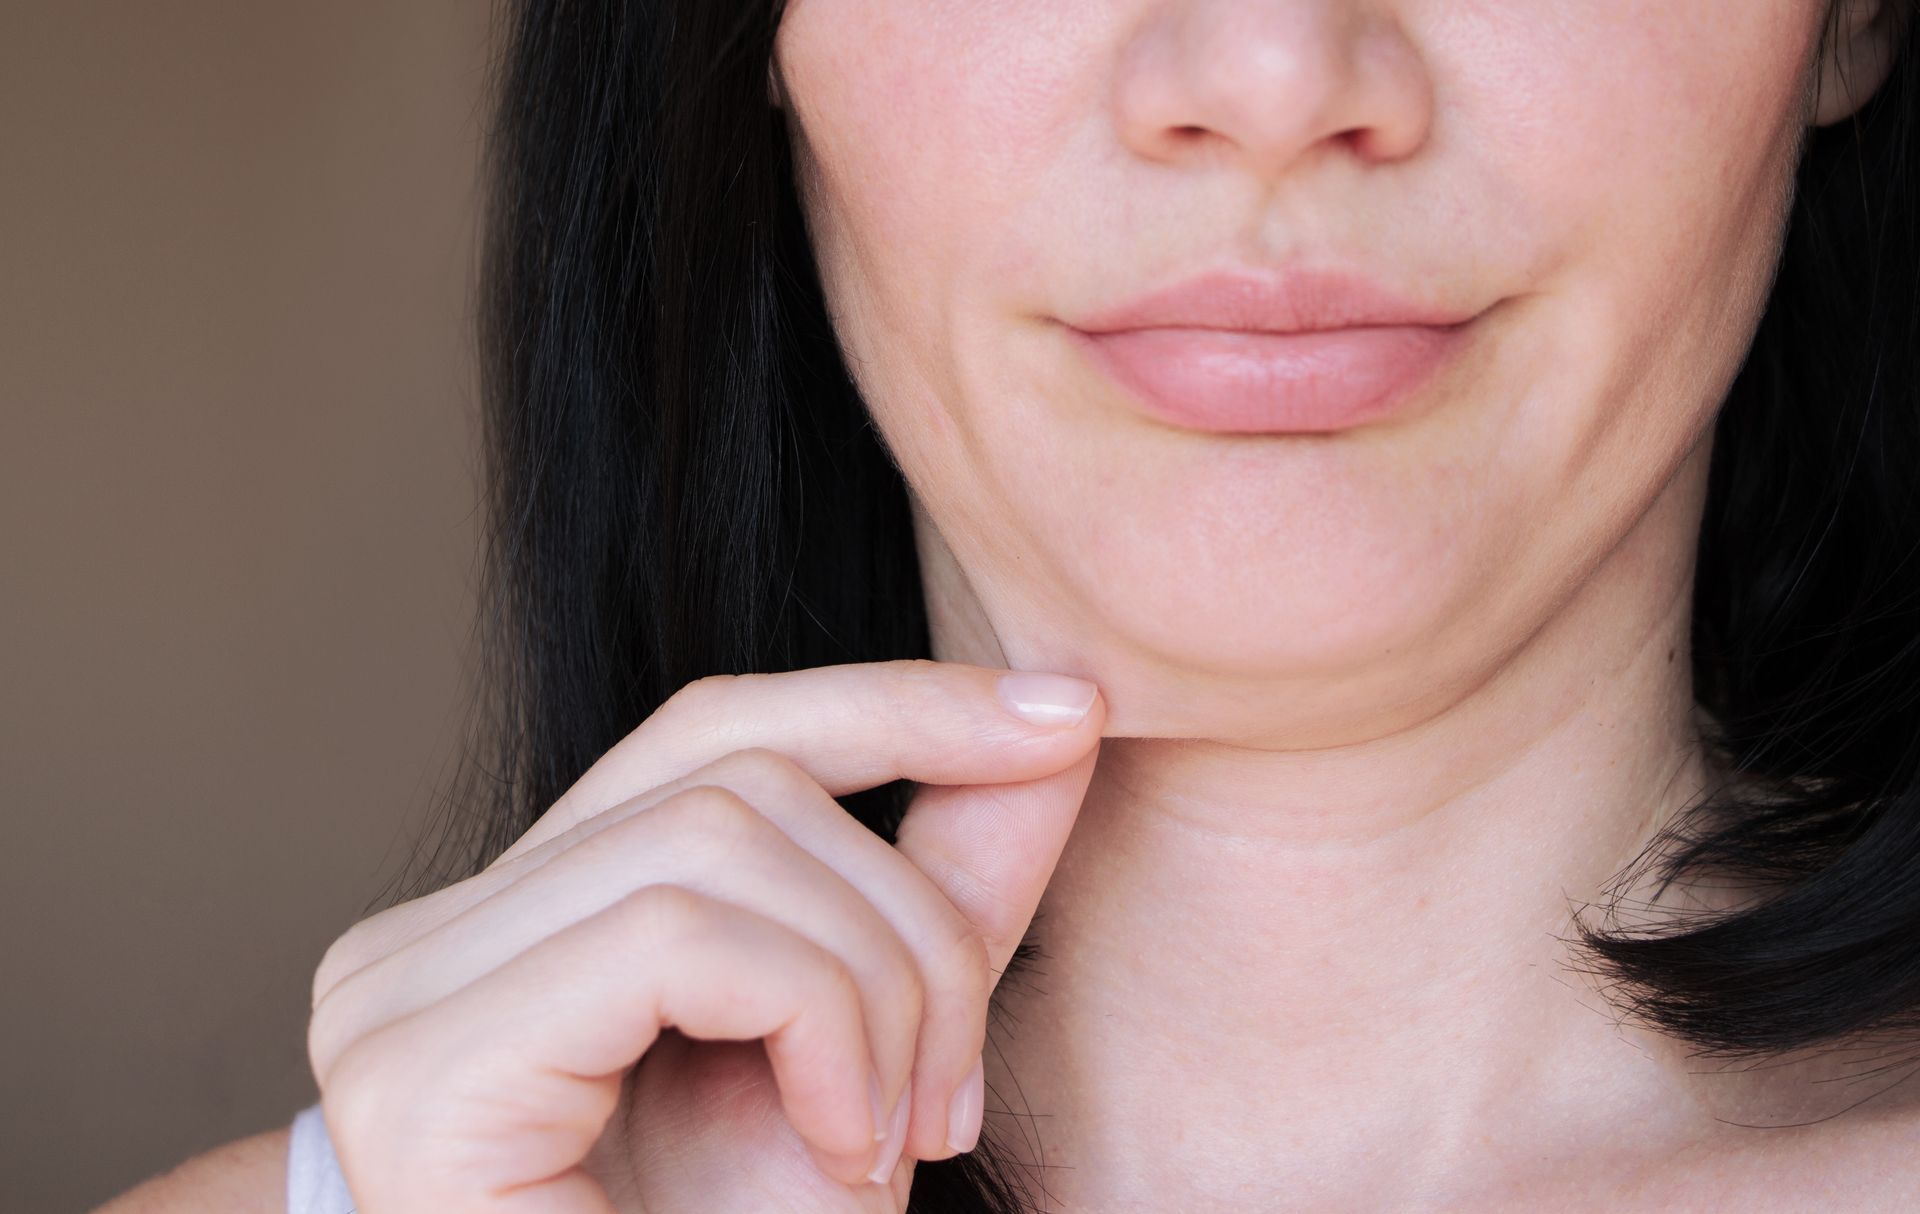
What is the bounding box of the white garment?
[287,1102,356,1214]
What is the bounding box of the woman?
[103,0,1920,1210]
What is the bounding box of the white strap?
[286,1102,357,1214]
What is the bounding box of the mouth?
[1064,318,1475,435]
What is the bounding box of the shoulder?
[1667,1107,1920,1212]
[90,1126,289,1214]
[1816,1109,1920,1204]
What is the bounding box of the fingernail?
[946,1056,985,1155]
[996,672,1097,727]
[865,1078,911,1185]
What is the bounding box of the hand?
[304,659,1105,1212]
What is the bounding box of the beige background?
[2,4,493,1209]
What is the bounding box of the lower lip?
[1067,321,1471,434]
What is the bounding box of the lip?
[1065,267,1480,434]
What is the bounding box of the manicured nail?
[866,1078,912,1185]
[946,1056,985,1155]
[996,672,1097,727]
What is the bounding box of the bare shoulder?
[89,1126,290,1214]
[1841,1108,1920,1199]
[1679,1105,1920,1212]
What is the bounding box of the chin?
[994,571,1472,745]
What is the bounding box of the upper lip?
[1068,266,1476,335]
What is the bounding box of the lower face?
[772,1,1826,742]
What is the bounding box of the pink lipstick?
[1066,267,1478,434]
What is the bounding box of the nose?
[1112,0,1434,178]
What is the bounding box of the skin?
[772,1,1915,1209]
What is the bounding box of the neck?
[918,444,1830,1206]
[988,582,1711,1202]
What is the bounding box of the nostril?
[1168,124,1220,152]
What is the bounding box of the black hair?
[1572,4,1920,1066]
[388,2,1920,1208]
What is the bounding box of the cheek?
[1459,1,1816,337]
[776,0,1096,535]
[777,1,1088,335]
[1443,1,1819,514]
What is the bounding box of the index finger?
[498,659,1104,863]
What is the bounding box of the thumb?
[890,678,1104,983]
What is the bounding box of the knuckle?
[651,784,768,857]
[815,942,864,1015]
[614,881,709,946]
[309,899,439,1009]
[305,993,351,1083]
[658,672,759,726]
[651,676,724,732]
[869,937,928,1034]
[668,671,737,709]
[311,923,375,1010]
[647,673,770,759]
[930,916,994,1006]
[708,745,816,803]
[310,998,398,1112]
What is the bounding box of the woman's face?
[771,1,1895,743]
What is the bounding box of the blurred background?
[2,4,494,1208]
